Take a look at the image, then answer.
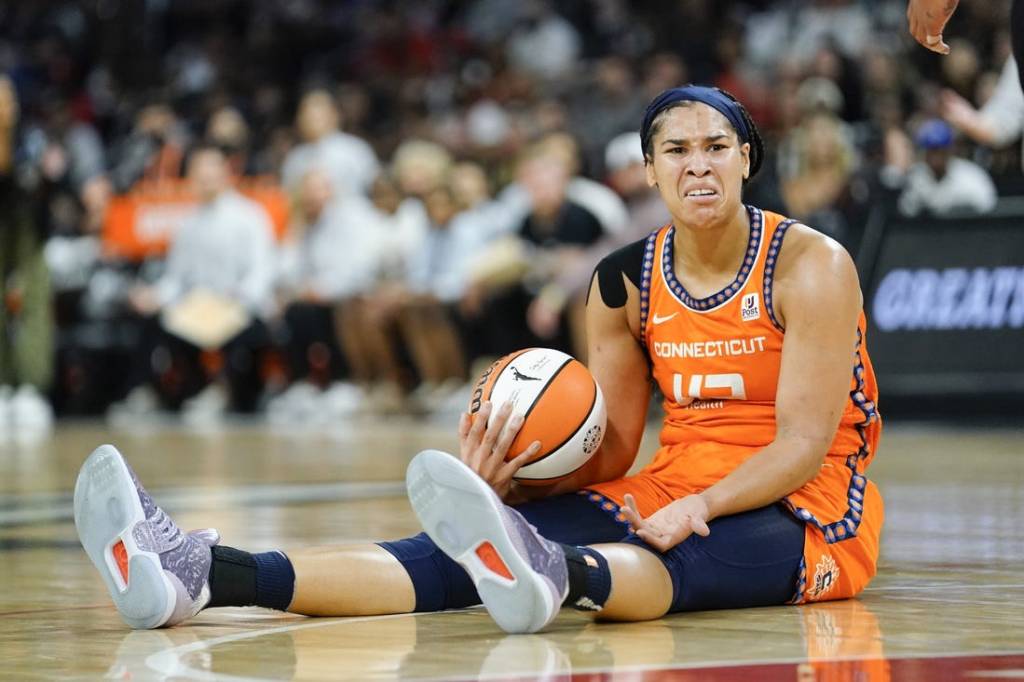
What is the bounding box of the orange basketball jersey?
[590,206,883,603]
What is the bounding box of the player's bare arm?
[575,270,651,486]
[699,226,862,521]
[507,269,651,503]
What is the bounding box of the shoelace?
[149,508,181,545]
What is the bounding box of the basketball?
[468,348,606,485]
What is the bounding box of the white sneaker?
[74,444,220,628]
[182,383,228,426]
[406,450,568,633]
[265,381,321,425]
[0,385,12,437]
[322,381,365,418]
[365,382,406,415]
[10,384,54,431]
[107,385,160,421]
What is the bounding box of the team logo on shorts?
[741,293,760,322]
[810,554,840,599]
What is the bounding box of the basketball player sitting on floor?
[74,85,883,632]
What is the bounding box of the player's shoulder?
[775,221,857,284]
[772,222,861,320]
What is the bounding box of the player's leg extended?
[73,444,420,628]
[75,444,628,628]
[292,489,631,617]
[405,449,806,632]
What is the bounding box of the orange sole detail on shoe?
[112,540,129,585]
[476,541,514,581]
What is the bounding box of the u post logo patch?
[741,293,760,322]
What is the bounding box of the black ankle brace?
[207,545,257,608]
[561,544,610,612]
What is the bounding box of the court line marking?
[0,603,109,618]
[145,612,429,681]
[0,480,408,527]
[875,594,1023,607]
[142,608,1024,682]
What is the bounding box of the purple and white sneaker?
[74,444,218,629]
[406,449,568,634]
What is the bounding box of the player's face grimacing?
[645,103,750,231]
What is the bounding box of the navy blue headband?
[640,86,751,155]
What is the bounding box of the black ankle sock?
[208,546,295,611]
[560,544,612,612]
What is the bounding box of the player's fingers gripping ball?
[468,348,607,485]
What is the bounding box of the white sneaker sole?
[73,444,176,629]
[405,450,559,634]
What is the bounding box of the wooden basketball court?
[2,417,1022,680]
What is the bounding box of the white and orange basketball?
[468,348,606,485]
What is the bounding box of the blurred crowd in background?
[0,0,1020,432]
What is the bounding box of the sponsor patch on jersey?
[741,292,760,322]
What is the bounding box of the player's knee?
[619,512,804,613]
[377,533,480,612]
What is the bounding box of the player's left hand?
[620,493,711,552]
[907,0,959,54]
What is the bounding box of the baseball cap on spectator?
[915,119,954,149]
[466,99,510,148]
[605,132,644,172]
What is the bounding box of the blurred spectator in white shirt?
[281,89,380,198]
[119,144,277,420]
[505,0,581,80]
[269,168,386,422]
[899,119,998,217]
[144,154,276,317]
[941,57,1024,162]
[330,173,431,413]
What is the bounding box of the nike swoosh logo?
[651,312,678,325]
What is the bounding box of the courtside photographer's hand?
[620,493,711,552]
[458,400,541,501]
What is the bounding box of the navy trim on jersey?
[639,229,658,340]
[789,557,808,604]
[784,329,879,561]
[762,218,798,331]
[660,205,764,313]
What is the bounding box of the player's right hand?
[907,0,959,55]
[458,400,541,501]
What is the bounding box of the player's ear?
[740,142,751,180]
[645,155,658,187]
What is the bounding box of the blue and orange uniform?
[380,204,882,612]
[589,205,883,603]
